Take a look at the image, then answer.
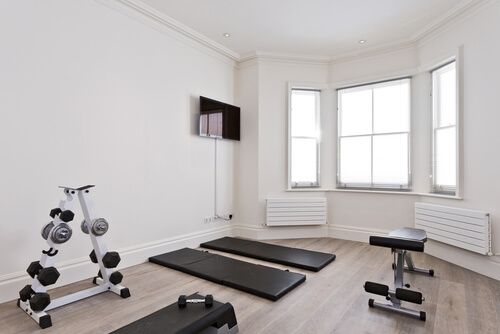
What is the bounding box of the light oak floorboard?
[0,238,498,334]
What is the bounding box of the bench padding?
[369,236,424,252]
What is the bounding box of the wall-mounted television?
[199,96,240,141]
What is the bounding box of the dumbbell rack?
[17,185,130,329]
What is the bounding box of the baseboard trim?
[327,224,389,242]
[231,223,329,240]
[0,225,232,304]
[327,224,500,281]
[210,223,500,281]
[2,223,498,304]
[425,240,500,281]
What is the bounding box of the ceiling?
[141,0,471,58]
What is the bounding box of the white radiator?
[266,198,327,226]
[415,202,491,255]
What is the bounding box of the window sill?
[286,188,462,200]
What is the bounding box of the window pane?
[373,133,408,185]
[435,127,456,187]
[291,138,317,184]
[437,64,456,127]
[339,89,372,136]
[291,90,318,137]
[373,80,410,133]
[339,136,371,184]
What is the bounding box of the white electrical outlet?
[204,216,216,223]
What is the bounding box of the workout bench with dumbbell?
[111,293,239,334]
[18,185,130,329]
[364,228,434,321]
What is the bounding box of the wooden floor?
[1,238,499,334]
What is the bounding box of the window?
[432,61,457,194]
[337,78,411,189]
[289,88,320,188]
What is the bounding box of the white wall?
[234,50,419,231]
[234,61,260,228]
[416,0,500,276]
[234,59,331,231]
[1,0,499,306]
[233,1,500,280]
[327,47,421,235]
[258,61,330,205]
[328,0,500,278]
[0,0,236,302]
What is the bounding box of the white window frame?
[336,77,412,190]
[288,87,321,189]
[431,60,459,195]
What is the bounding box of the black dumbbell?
[89,250,121,267]
[102,251,121,268]
[49,208,62,218]
[37,267,60,286]
[59,210,75,223]
[30,292,51,311]
[27,261,43,278]
[49,208,75,222]
[178,294,213,308]
[19,285,35,302]
[109,271,123,285]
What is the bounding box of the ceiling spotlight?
[223,33,231,38]
[359,40,367,44]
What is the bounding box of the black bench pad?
[149,248,306,301]
[200,237,336,272]
[110,293,237,334]
[369,236,425,252]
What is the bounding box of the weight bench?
[111,293,238,334]
[364,228,434,321]
[388,228,434,277]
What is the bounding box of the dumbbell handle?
[185,298,206,303]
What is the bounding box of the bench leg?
[404,253,434,276]
[369,299,426,321]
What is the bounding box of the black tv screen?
[199,96,240,141]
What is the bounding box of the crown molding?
[329,39,417,65]
[240,51,331,65]
[104,0,494,66]
[243,0,493,65]
[412,0,495,44]
[110,0,240,61]
[325,0,491,65]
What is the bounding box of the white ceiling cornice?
[329,39,418,65]
[112,0,240,61]
[106,0,495,65]
[239,51,331,66]
[330,0,493,65]
[412,0,495,42]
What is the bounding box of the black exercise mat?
[149,248,306,301]
[111,293,237,334]
[200,237,336,272]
